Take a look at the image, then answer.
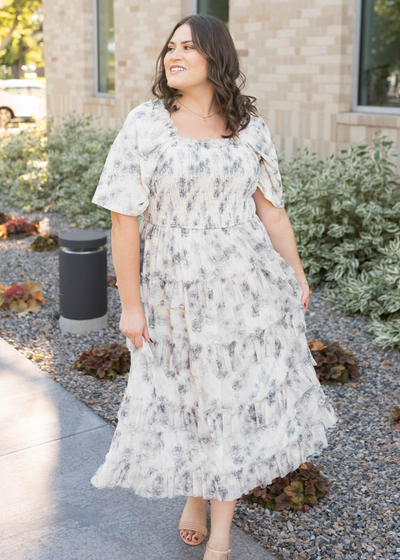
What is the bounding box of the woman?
[90,14,337,560]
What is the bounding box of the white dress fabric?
[90,99,338,501]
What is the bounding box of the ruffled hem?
[90,421,335,501]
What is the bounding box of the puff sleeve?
[242,115,285,208]
[91,110,149,217]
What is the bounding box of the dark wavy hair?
[150,14,258,139]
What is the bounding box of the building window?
[197,0,229,26]
[358,0,400,110]
[96,0,115,95]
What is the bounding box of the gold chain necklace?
[178,100,220,123]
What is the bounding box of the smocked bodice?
[91,100,286,224]
[143,137,261,229]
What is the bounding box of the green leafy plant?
[282,132,400,350]
[308,339,360,384]
[28,233,59,252]
[0,120,48,209]
[72,342,131,380]
[0,281,46,317]
[44,112,118,228]
[0,217,39,240]
[241,462,331,512]
[0,112,117,228]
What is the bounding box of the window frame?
[194,0,229,25]
[352,0,400,116]
[93,0,115,98]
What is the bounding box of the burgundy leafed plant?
[0,217,39,241]
[72,342,131,380]
[107,275,117,288]
[29,234,59,252]
[392,406,400,430]
[0,281,46,316]
[0,211,13,225]
[241,462,332,512]
[308,339,360,384]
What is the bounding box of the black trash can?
[58,229,108,333]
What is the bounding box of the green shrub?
[0,121,48,209]
[45,112,117,228]
[282,132,400,349]
[0,112,117,228]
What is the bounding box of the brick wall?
[230,0,400,166]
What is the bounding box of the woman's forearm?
[259,211,308,285]
[110,212,142,311]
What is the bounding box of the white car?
[0,79,46,127]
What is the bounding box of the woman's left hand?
[299,283,311,313]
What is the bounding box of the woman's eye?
[167,45,193,51]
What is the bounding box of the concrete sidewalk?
[0,337,276,560]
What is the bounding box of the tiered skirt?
[90,216,338,501]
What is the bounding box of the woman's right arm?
[110,211,151,348]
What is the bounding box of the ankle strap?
[206,544,231,555]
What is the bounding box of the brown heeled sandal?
[206,543,232,558]
[178,520,208,546]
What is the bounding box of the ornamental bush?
[45,112,117,228]
[282,132,400,350]
[0,112,117,228]
[0,122,47,210]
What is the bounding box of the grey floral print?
[90,100,338,501]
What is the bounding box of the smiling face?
[163,23,209,91]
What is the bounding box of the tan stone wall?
[113,0,186,125]
[42,0,102,123]
[42,0,400,169]
[43,0,190,131]
[229,0,400,169]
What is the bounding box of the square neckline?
[160,100,242,144]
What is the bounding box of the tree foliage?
[0,0,43,77]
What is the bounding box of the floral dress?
[90,99,338,501]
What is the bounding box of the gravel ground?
[1,194,399,560]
